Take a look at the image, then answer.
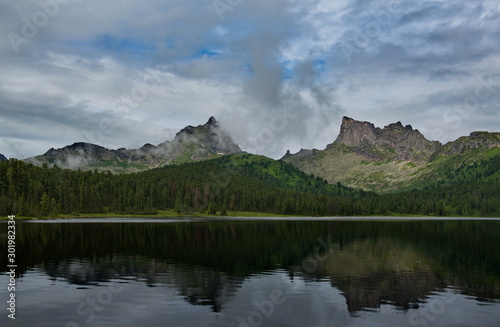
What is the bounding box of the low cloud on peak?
[0,0,499,159]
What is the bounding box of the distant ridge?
[282,116,500,192]
[14,115,500,190]
[24,117,242,173]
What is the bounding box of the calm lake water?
[1,218,499,327]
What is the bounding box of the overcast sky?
[1,0,499,159]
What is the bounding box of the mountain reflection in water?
[1,219,499,326]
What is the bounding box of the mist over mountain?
[24,117,241,173]
[20,114,500,193]
[3,115,500,217]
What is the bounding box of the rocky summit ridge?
[282,116,500,192]
[11,114,500,190]
[24,117,241,173]
[333,117,441,162]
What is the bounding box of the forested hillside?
[1,152,499,218]
[0,154,366,217]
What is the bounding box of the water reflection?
[0,219,499,326]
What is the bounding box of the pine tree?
[175,195,183,214]
[207,202,217,215]
[40,192,51,216]
[220,204,228,216]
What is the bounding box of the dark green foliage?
[220,204,228,216]
[207,202,217,215]
[0,152,499,217]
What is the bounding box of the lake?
[1,218,499,326]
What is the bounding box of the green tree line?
[0,154,499,217]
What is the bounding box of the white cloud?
[0,0,499,159]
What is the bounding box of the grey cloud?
[429,68,471,81]
[0,0,499,159]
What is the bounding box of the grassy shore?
[0,209,296,220]
[1,210,495,221]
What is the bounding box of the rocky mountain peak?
[282,115,499,192]
[335,116,378,147]
[385,121,415,132]
[24,116,241,172]
[333,116,441,162]
[207,116,217,125]
[43,142,108,157]
[139,143,157,151]
[0,153,7,162]
[175,117,218,138]
[174,117,241,155]
[442,131,500,155]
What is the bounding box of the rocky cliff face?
[24,117,242,172]
[333,117,441,162]
[334,117,379,146]
[282,116,500,191]
[172,116,242,156]
[441,131,500,155]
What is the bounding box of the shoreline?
[2,213,499,222]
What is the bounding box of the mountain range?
[2,115,500,218]
[24,116,241,173]
[282,116,500,191]
[18,115,500,192]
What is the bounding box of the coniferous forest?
[1,152,499,218]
